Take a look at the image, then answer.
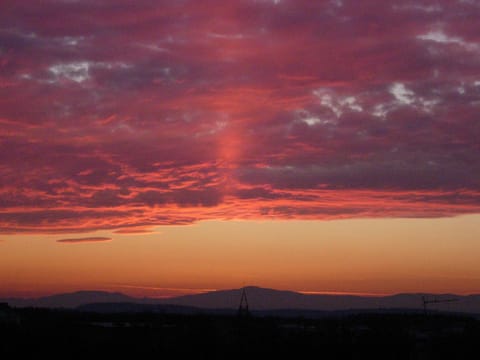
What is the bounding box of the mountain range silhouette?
[2,286,480,314]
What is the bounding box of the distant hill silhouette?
[1,291,137,308]
[2,286,480,314]
[77,302,209,315]
[155,286,480,313]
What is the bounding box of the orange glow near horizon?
[1,215,479,298]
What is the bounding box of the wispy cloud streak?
[56,237,112,244]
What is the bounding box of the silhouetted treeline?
[1,307,479,359]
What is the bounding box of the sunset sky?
[1,0,479,298]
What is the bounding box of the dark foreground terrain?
[1,306,479,359]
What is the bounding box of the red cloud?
[0,0,479,233]
[113,227,154,234]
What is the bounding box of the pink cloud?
[0,0,479,233]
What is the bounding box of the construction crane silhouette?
[238,287,250,317]
[422,296,458,315]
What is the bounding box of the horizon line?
[2,285,479,300]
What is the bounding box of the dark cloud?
[56,237,112,244]
[0,0,479,233]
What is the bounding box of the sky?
[1,0,479,298]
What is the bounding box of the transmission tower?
[238,287,250,317]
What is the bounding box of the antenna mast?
[422,296,458,315]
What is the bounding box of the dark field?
[1,307,479,359]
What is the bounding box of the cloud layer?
[1,0,479,233]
